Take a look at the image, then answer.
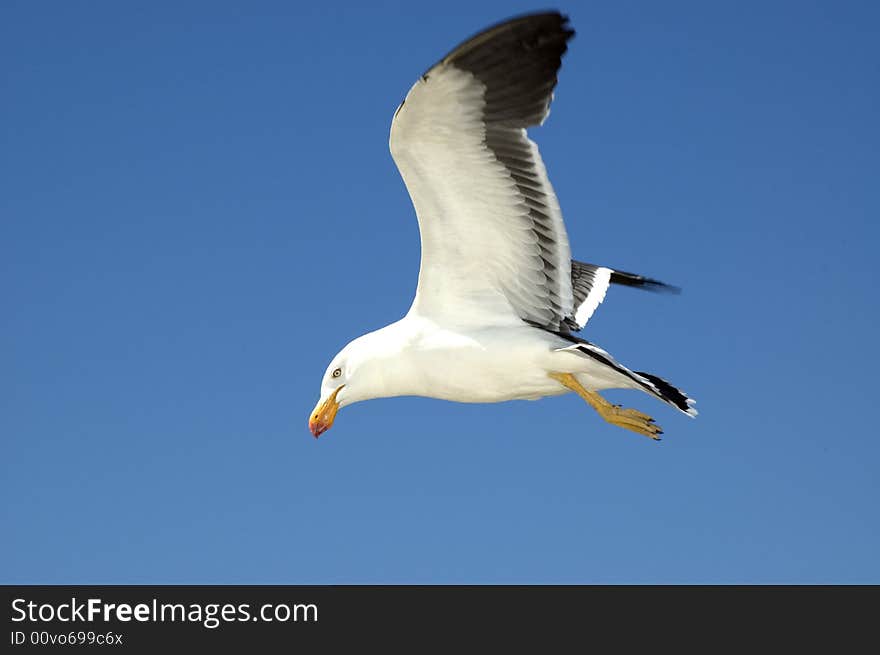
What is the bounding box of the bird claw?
[548,372,666,441]
[603,406,663,440]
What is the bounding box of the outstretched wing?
[390,12,576,330]
[566,261,681,331]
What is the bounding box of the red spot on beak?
[309,416,330,438]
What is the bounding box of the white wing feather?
[390,14,574,329]
[390,64,572,328]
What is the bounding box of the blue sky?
[2,0,878,583]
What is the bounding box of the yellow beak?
[309,385,343,438]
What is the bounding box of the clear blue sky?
[3,0,878,583]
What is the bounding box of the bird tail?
[634,371,698,417]
[555,334,697,417]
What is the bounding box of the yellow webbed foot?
[549,372,663,440]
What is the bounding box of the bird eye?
[331,368,342,379]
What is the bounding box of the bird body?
[309,12,696,440]
[328,317,645,406]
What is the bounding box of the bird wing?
[565,261,682,331]
[389,12,577,330]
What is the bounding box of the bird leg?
[548,372,663,440]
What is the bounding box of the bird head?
[309,330,395,438]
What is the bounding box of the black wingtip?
[437,10,575,71]
[609,270,681,295]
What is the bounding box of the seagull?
[309,11,696,440]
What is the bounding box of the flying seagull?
[310,11,696,440]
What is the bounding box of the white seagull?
[310,11,696,440]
